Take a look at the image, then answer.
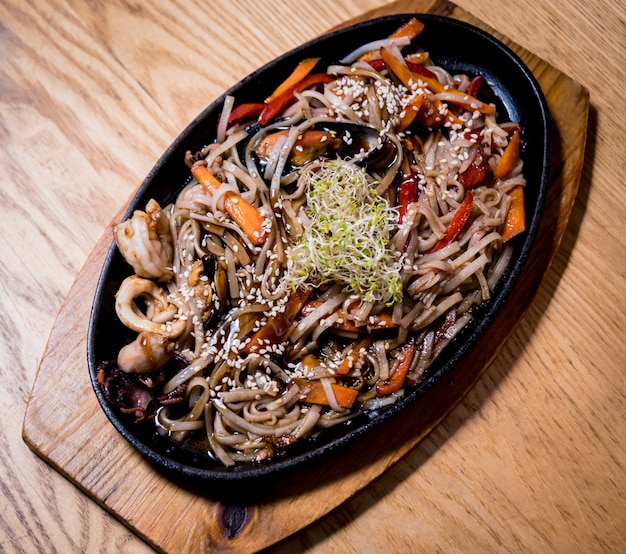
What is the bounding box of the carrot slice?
[494,131,521,179]
[501,186,526,242]
[294,378,358,409]
[336,337,373,375]
[360,17,425,62]
[300,354,321,373]
[222,194,269,245]
[191,164,268,245]
[390,17,425,41]
[376,341,416,396]
[397,94,425,131]
[379,47,416,88]
[243,287,312,354]
[265,57,320,102]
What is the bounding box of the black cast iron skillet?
[87,14,551,483]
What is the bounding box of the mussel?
[325,121,399,171]
[254,120,399,173]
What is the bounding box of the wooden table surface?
[3,0,624,552]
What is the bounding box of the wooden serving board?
[22,1,589,552]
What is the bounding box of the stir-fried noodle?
[98,19,527,466]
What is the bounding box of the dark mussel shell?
[87,14,550,484]
[253,120,399,174]
[320,121,399,171]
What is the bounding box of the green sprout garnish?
[287,161,403,305]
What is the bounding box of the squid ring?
[115,275,187,338]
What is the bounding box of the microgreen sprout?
[287,160,403,305]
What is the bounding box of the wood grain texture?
[22,0,588,551]
[2,0,624,552]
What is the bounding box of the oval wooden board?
[22,0,588,552]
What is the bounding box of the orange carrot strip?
[501,186,526,242]
[223,194,269,245]
[301,354,321,373]
[376,341,416,396]
[390,17,425,40]
[380,47,445,93]
[265,57,320,102]
[494,131,521,179]
[433,89,496,115]
[294,378,358,409]
[360,17,425,62]
[191,163,222,194]
[243,287,312,354]
[379,47,417,88]
[336,337,373,375]
[191,164,268,245]
[397,94,424,131]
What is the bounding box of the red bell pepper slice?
[427,192,474,253]
[398,168,419,223]
[457,146,488,189]
[376,340,416,396]
[414,96,445,128]
[405,60,437,79]
[227,102,265,124]
[243,287,312,354]
[467,75,484,98]
[367,58,386,72]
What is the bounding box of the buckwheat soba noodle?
[97,18,527,466]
